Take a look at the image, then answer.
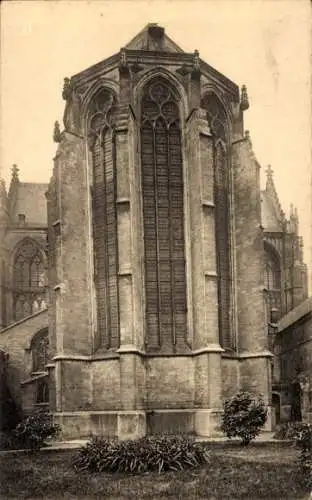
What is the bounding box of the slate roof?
[278,296,312,332]
[260,190,283,232]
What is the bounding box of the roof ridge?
[19,182,49,186]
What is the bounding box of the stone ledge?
[52,346,227,360]
[0,308,48,334]
[237,350,273,359]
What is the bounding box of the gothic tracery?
[13,239,46,321]
[141,80,187,350]
[88,89,119,350]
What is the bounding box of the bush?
[0,430,20,451]
[0,353,22,432]
[73,434,210,474]
[14,411,61,451]
[221,391,268,445]
[273,421,305,441]
[291,423,312,490]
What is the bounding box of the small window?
[31,329,49,372]
[36,379,49,404]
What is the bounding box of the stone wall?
[0,309,48,407]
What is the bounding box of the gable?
[261,191,283,232]
[125,23,184,53]
[13,183,48,226]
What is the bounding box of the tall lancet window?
[141,80,187,351]
[88,89,119,350]
[13,238,46,321]
[201,93,232,350]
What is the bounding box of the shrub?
[0,430,20,451]
[273,421,305,441]
[14,411,61,451]
[291,423,312,490]
[73,434,210,474]
[0,352,22,432]
[221,391,268,445]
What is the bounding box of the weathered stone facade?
[45,24,273,439]
[261,166,308,325]
[0,24,308,438]
[273,297,312,426]
[0,168,48,412]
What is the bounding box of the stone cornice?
[70,49,239,100]
[236,350,274,359]
[52,345,227,360]
[0,308,48,334]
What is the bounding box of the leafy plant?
[14,411,61,451]
[0,353,22,432]
[73,434,210,474]
[0,430,20,450]
[221,391,268,445]
[273,421,306,441]
[291,422,312,490]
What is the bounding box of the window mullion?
[167,124,176,346]
[153,121,161,347]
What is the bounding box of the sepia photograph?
[0,0,311,497]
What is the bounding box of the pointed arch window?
[36,379,49,404]
[13,239,47,321]
[140,80,187,350]
[264,246,281,319]
[88,88,119,350]
[31,328,50,372]
[265,262,274,290]
[201,93,232,350]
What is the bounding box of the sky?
[1,0,311,289]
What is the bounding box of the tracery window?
[265,262,274,290]
[13,239,46,321]
[31,328,50,372]
[264,250,281,291]
[88,89,119,350]
[201,93,232,350]
[141,80,187,350]
[264,247,281,319]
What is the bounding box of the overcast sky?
[1,0,311,286]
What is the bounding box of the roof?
[278,296,312,332]
[71,24,238,96]
[13,182,48,226]
[125,23,184,53]
[261,190,283,232]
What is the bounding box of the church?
[0,24,308,439]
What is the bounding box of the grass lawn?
[0,444,309,499]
